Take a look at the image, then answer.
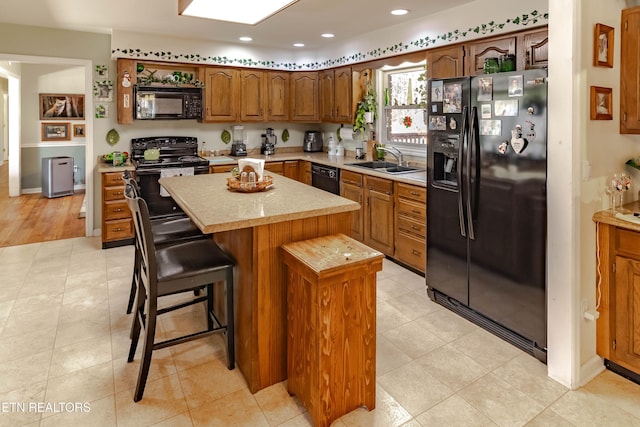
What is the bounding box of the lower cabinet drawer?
[616,228,640,259]
[104,186,126,201]
[104,218,134,241]
[104,200,131,221]
[395,232,426,272]
[397,216,426,239]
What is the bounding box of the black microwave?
[134,86,202,120]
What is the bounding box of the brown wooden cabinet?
[240,69,266,122]
[319,69,335,122]
[264,161,284,175]
[595,222,640,377]
[621,7,640,133]
[299,160,312,185]
[202,67,240,122]
[101,171,134,248]
[394,182,426,273]
[116,59,135,124]
[363,175,394,255]
[340,170,364,241]
[426,45,465,79]
[518,28,549,70]
[267,71,290,121]
[320,67,354,123]
[290,71,319,122]
[210,164,235,174]
[465,35,516,76]
[283,160,300,180]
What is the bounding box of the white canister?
[336,144,344,157]
[327,136,337,156]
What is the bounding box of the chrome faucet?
[380,146,406,167]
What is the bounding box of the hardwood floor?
[0,162,85,248]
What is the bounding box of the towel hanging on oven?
[159,167,194,197]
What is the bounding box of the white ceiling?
[0,0,475,50]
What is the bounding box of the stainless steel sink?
[346,161,424,175]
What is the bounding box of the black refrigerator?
[426,69,547,362]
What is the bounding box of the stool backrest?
[124,182,158,301]
[122,170,142,198]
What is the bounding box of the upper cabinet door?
[465,35,516,76]
[426,45,465,79]
[319,70,335,122]
[202,67,240,122]
[240,69,266,122]
[519,29,549,70]
[267,71,290,121]
[334,67,353,123]
[290,72,319,122]
[621,8,640,134]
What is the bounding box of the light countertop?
[159,173,360,234]
[593,201,640,233]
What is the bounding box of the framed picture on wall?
[590,86,613,120]
[73,124,85,138]
[39,94,85,120]
[41,122,70,141]
[594,23,614,68]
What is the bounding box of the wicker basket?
[227,174,273,192]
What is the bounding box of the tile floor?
[1,236,640,426]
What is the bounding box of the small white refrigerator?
[42,156,74,198]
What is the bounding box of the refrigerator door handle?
[458,106,468,237]
[466,107,478,240]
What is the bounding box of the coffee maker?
[261,128,276,155]
[230,125,247,157]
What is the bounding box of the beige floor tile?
[115,373,189,427]
[376,335,413,377]
[16,276,66,299]
[0,284,22,304]
[45,361,114,403]
[170,335,227,372]
[54,317,111,348]
[582,369,640,419]
[276,413,314,427]
[49,336,113,378]
[493,352,568,407]
[414,307,478,344]
[0,326,56,364]
[61,284,109,307]
[64,269,108,290]
[385,289,440,321]
[39,395,116,426]
[113,348,177,394]
[338,384,412,427]
[415,394,498,427]
[0,299,15,327]
[449,329,521,370]
[381,320,446,359]
[189,388,269,427]
[550,387,640,426]
[376,277,417,301]
[1,306,60,339]
[253,381,305,425]
[0,381,46,427]
[9,293,64,317]
[524,408,576,427]
[0,243,39,264]
[58,298,111,326]
[151,412,194,427]
[414,344,488,390]
[457,373,545,427]
[0,350,52,394]
[178,357,248,410]
[377,362,454,416]
[376,300,413,333]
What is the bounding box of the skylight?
[178,0,299,25]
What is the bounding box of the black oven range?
[131,136,209,219]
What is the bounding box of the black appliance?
[134,86,202,120]
[261,128,277,155]
[426,69,548,362]
[130,136,209,218]
[303,131,323,152]
[311,163,340,194]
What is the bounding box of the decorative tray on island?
[226,166,273,192]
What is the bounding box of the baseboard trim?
[579,355,605,387]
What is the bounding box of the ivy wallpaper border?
[112,10,548,71]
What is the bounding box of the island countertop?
[159,173,360,234]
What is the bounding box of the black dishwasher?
[311,163,340,194]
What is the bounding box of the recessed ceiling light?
[293,43,305,47]
[391,9,409,16]
[178,0,299,25]
[321,33,335,38]
[239,36,253,42]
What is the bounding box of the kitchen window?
[381,66,427,148]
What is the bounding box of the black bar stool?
[124,183,235,402]
[122,171,207,314]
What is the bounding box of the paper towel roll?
[338,127,354,141]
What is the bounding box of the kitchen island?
[158,172,360,392]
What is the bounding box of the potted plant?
[353,85,377,137]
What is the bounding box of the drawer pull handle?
[410,191,420,196]
[114,228,122,232]
[412,249,422,256]
[114,191,123,196]
[412,209,421,214]
[114,208,122,212]
[411,225,421,230]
